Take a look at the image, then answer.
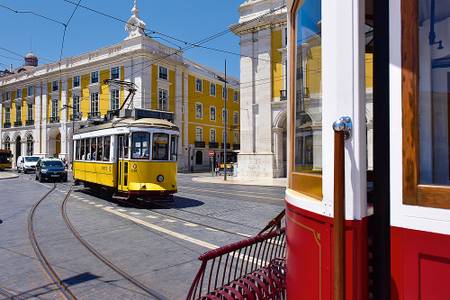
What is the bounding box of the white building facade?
[231,0,288,178]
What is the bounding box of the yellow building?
[0,2,240,171]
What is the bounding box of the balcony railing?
[221,143,231,149]
[280,89,287,101]
[209,142,219,148]
[70,113,82,121]
[26,120,34,126]
[195,141,205,148]
[3,122,11,128]
[88,112,101,120]
[233,144,240,150]
[49,116,60,123]
[14,121,22,127]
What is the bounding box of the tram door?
[117,134,129,191]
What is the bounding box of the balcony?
[26,120,34,126]
[70,113,82,121]
[14,121,22,127]
[195,141,205,148]
[233,144,240,150]
[49,116,60,123]
[280,89,287,101]
[88,112,101,120]
[209,142,219,148]
[3,122,11,128]
[221,143,231,149]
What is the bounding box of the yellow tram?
[72,115,179,200]
[0,149,13,170]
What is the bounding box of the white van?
[17,156,40,173]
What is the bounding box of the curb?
[191,176,287,187]
[0,172,19,180]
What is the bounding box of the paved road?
[0,172,285,299]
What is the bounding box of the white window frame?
[27,103,33,121]
[27,86,34,97]
[73,95,80,118]
[90,92,99,114]
[210,129,216,143]
[158,66,168,80]
[52,81,59,92]
[195,78,203,92]
[210,106,216,121]
[73,75,80,88]
[158,88,168,111]
[5,107,11,123]
[195,127,203,142]
[110,89,120,111]
[233,112,239,125]
[91,71,99,84]
[195,102,203,119]
[51,99,58,118]
[210,83,216,96]
[110,67,120,80]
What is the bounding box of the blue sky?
[0,0,243,78]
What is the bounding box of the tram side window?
[170,135,178,161]
[97,137,103,161]
[103,136,110,161]
[152,133,169,160]
[90,137,97,161]
[75,140,80,160]
[80,139,85,160]
[132,132,150,159]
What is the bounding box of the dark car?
[35,158,68,182]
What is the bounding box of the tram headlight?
[156,175,164,183]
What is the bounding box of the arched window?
[26,135,33,156]
[195,150,203,165]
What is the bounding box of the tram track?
[27,183,78,300]
[61,187,164,300]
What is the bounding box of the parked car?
[35,158,68,182]
[17,156,40,173]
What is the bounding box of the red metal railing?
[187,226,286,300]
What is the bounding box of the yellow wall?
[271,29,283,99]
[365,53,373,89]
[10,91,16,125]
[100,69,110,115]
[306,47,322,95]
[187,74,240,146]
[80,74,90,115]
[151,65,158,109]
[169,69,176,112]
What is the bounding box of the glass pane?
[132,132,150,159]
[294,0,322,173]
[152,133,169,160]
[418,0,450,185]
[104,136,110,161]
[170,135,178,161]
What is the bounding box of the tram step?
[112,194,130,201]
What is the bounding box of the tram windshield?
[152,133,169,160]
[132,132,150,159]
[0,151,12,163]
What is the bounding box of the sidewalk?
[0,170,18,180]
[192,174,287,187]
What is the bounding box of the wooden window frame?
[288,0,323,200]
[401,0,450,209]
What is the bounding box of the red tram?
[285,0,450,299]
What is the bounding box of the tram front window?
[170,135,178,161]
[132,132,150,159]
[152,133,169,161]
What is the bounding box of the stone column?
[175,66,186,171]
[41,83,48,156]
[272,127,285,177]
[34,84,42,155]
[60,78,68,160]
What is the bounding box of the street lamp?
[216,60,228,181]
